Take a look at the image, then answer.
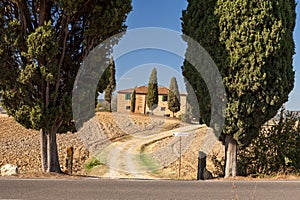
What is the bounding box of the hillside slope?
[0,112,224,179]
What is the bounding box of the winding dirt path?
[100,125,203,179]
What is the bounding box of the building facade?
[117,86,187,117]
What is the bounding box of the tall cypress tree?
[105,57,116,112]
[130,87,136,113]
[168,77,180,117]
[182,0,296,177]
[146,68,158,114]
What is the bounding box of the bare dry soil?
[0,112,225,179]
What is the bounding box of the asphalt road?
[1,178,300,200]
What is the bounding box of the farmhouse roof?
[118,86,186,96]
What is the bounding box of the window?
[125,93,131,100]
[161,107,166,111]
[125,106,131,110]
[162,95,168,102]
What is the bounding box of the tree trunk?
[224,135,237,178]
[40,129,48,172]
[108,102,112,112]
[47,129,61,173]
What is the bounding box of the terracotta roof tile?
[118,86,169,95]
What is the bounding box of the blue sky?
[113,0,300,111]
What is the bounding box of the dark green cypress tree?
[130,88,136,113]
[182,0,296,177]
[105,57,116,112]
[168,77,181,117]
[97,67,110,94]
[146,68,158,114]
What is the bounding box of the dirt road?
[98,125,203,179]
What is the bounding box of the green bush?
[84,157,101,171]
[238,108,300,176]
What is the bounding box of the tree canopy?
[168,77,180,117]
[0,0,132,172]
[182,0,296,177]
[146,68,158,113]
[104,57,116,112]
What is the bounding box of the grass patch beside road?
[139,137,172,175]
[139,153,160,174]
[83,157,109,176]
[84,157,102,171]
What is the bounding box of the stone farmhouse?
[117,86,187,117]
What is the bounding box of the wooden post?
[197,151,206,180]
[66,147,74,175]
[179,136,182,178]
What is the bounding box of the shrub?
[238,108,300,176]
[84,157,101,171]
[209,153,225,177]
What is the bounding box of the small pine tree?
[146,68,158,114]
[168,77,181,117]
[130,88,136,113]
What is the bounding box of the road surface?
[1,178,300,199]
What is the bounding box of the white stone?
[1,164,18,176]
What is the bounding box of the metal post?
[173,132,189,179]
